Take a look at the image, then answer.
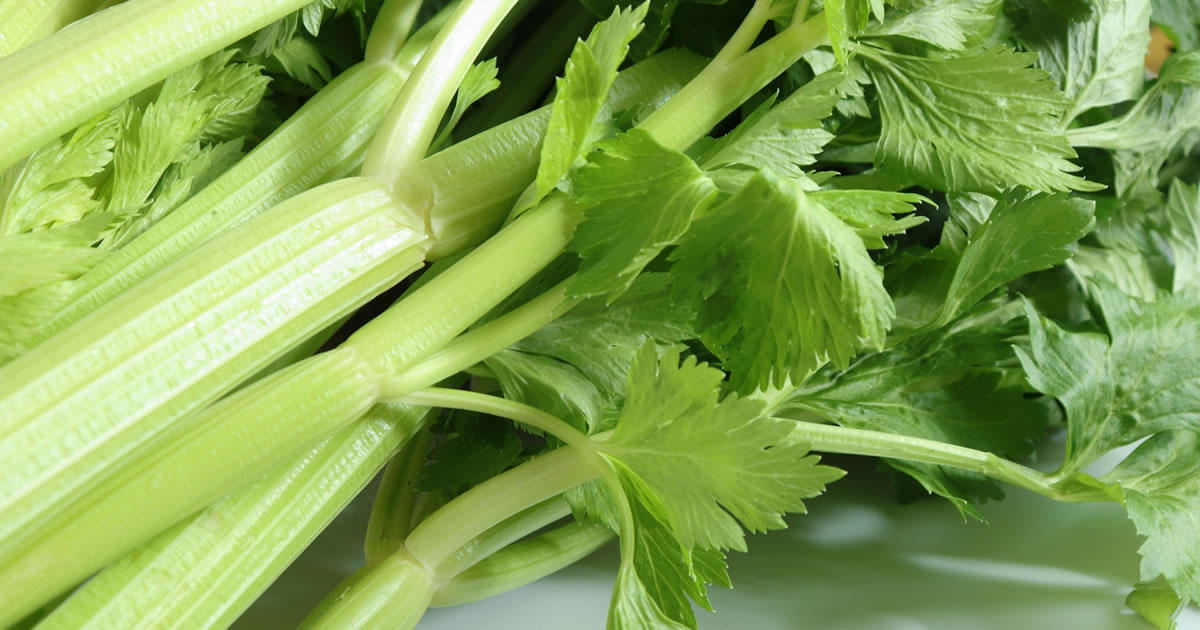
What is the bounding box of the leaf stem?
[787,420,1115,503]
[381,279,580,396]
[402,445,598,571]
[364,0,425,63]
[363,0,520,178]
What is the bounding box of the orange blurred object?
[1146,26,1173,75]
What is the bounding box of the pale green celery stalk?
[301,448,598,630]
[39,1,452,344]
[0,51,705,623]
[364,0,522,177]
[434,497,573,580]
[32,404,435,630]
[431,521,614,607]
[0,0,314,172]
[0,0,108,57]
[0,179,429,627]
[364,426,437,563]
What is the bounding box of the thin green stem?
[431,520,614,607]
[382,280,579,396]
[403,446,599,571]
[363,0,520,178]
[365,423,438,564]
[793,0,812,24]
[787,420,1116,503]
[711,0,773,66]
[638,10,829,151]
[388,387,594,454]
[364,0,426,63]
[435,497,572,581]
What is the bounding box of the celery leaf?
[1104,430,1200,609]
[599,344,843,552]
[1014,0,1151,122]
[1018,284,1200,477]
[669,170,893,392]
[517,4,647,214]
[567,129,717,299]
[1069,52,1200,201]
[862,45,1099,194]
[865,0,1002,51]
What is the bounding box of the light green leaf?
[607,465,709,630]
[809,188,928,249]
[0,215,108,299]
[697,71,843,176]
[670,170,894,392]
[935,193,1095,326]
[1152,0,1200,51]
[1127,575,1189,629]
[516,4,647,214]
[599,344,843,552]
[825,0,873,67]
[567,129,717,299]
[1068,51,1200,201]
[1105,430,1200,608]
[1163,179,1200,294]
[1015,0,1151,121]
[0,108,120,235]
[430,58,501,152]
[866,0,1002,51]
[487,274,696,432]
[862,45,1099,194]
[1018,284,1200,476]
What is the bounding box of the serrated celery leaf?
[1018,285,1200,476]
[607,464,714,630]
[102,51,269,231]
[783,320,1053,518]
[888,193,1094,331]
[697,71,843,177]
[809,188,928,249]
[863,45,1098,194]
[421,429,523,495]
[1068,52,1200,201]
[1104,430,1200,607]
[486,274,695,431]
[670,170,893,392]
[598,345,843,552]
[1014,0,1151,121]
[825,0,874,66]
[0,109,119,235]
[865,0,1001,51]
[516,4,646,213]
[567,129,717,299]
[0,215,109,298]
[430,58,501,152]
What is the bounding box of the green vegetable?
[4,1,1200,629]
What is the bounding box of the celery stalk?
[0,0,314,171]
[0,178,429,598]
[32,404,435,630]
[0,0,108,57]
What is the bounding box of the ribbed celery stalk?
[0,177,428,570]
[0,0,108,57]
[38,3,453,343]
[0,48,705,625]
[0,0,314,171]
[32,404,435,630]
